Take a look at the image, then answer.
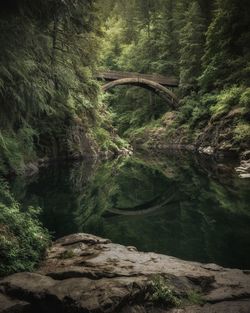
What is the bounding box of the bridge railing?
[96,70,178,87]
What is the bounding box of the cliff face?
[1,233,250,313]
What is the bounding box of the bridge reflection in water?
[105,193,176,217]
[10,154,250,269]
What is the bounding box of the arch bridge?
[96,71,179,108]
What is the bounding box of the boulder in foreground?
[0,233,250,312]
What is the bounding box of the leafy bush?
[0,179,50,276]
[0,131,25,175]
[234,122,250,143]
[177,94,212,127]
[0,127,38,175]
[150,275,206,308]
[150,276,182,307]
[210,87,243,118]
[239,88,250,109]
[93,126,129,153]
[178,99,195,123]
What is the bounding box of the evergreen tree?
[146,0,177,75]
[0,0,111,172]
[179,1,206,95]
[200,0,250,91]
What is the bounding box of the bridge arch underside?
[102,78,178,108]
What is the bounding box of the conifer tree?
[151,0,177,75]
[179,1,206,95]
[0,0,104,170]
[200,0,250,91]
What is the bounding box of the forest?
[0,1,250,311]
[100,0,250,149]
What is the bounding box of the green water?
[11,153,250,269]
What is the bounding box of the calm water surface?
[11,153,250,269]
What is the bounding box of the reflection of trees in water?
[106,192,176,216]
[73,158,124,230]
[74,156,175,232]
[10,153,250,268]
[74,153,250,269]
[69,159,99,193]
[69,158,100,221]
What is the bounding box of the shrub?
[239,88,250,109]
[0,179,50,276]
[0,127,37,175]
[150,276,182,307]
[234,122,250,143]
[210,87,243,117]
[0,131,24,175]
[93,126,129,153]
[178,98,197,123]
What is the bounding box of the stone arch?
[102,77,178,107]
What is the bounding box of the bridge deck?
[96,70,178,87]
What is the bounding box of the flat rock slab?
[1,233,250,312]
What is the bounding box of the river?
[10,152,250,269]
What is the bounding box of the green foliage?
[0,0,119,174]
[92,125,129,153]
[100,0,208,137]
[179,1,205,95]
[0,131,25,175]
[178,97,200,124]
[239,88,250,109]
[101,0,249,147]
[160,84,250,143]
[234,123,250,143]
[101,0,180,75]
[97,128,118,152]
[200,0,250,90]
[58,250,75,259]
[209,87,241,117]
[150,276,205,307]
[177,92,214,128]
[0,179,50,276]
[186,290,204,305]
[150,275,182,307]
[12,153,250,269]
[0,125,42,174]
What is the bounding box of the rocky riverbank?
[22,145,133,178]
[1,233,250,313]
[130,108,250,162]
